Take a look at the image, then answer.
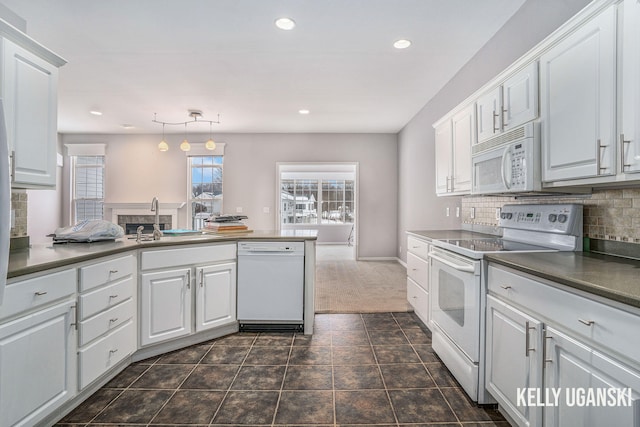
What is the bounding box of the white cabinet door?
[540,6,617,182]
[0,299,76,427]
[503,62,538,133]
[476,87,502,143]
[140,268,192,346]
[434,119,452,195]
[486,295,543,427]
[451,104,473,193]
[620,0,640,174]
[407,277,429,327]
[195,262,236,332]
[544,326,640,427]
[2,38,59,188]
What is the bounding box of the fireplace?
[124,222,168,235]
[104,202,184,234]
[118,215,171,235]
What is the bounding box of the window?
[281,178,354,225]
[189,155,223,229]
[72,155,105,222]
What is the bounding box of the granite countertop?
[8,229,318,279]
[407,229,496,241]
[486,252,640,309]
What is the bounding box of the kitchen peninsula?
[1,230,317,427]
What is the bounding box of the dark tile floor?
[56,312,509,426]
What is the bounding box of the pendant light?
[158,123,169,151]
[152,110,221,152]
[205,121,216,151]
[179,123,191,152]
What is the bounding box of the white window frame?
[66,144,106,224]
[185,143,226,230]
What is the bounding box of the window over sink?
[188,155,223,229]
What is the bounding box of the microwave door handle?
[428,252,475,273]
[501,147,512,189]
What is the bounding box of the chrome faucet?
[150,197,163,240]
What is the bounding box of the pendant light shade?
[158,140,169,151]
[152,110,220,152]
[205,138,216,150]
[180,139,191,151]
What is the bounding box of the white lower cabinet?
[406,235,430,326]
[486,295,543,427]
[140,268,192,346]
[196,262,237,332]
[0,298,76,427]
[487,264,640,427]
[139,244,237,347]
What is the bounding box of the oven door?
[428,247,481,362]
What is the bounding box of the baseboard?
[397,258,407,268]
[358,256,403,262]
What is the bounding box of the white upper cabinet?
[477,62,539,143]
[434,104,473,196]
[540,5,617,183]
[0,25,66,189]
[619,0,640,174]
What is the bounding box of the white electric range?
[427,204,583,403]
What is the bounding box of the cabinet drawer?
[407,236,430,260]
[0,269,76,320]
[488,265,640,364]
[79,277,134,320]
[141,243,236,270]
[78,319,135,390]
[79,298,135,347]
[407,252,429,289]
[80,255,134,292]
[407,277,429,326]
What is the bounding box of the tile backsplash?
[462,188,640,244]
[10,190,28,238]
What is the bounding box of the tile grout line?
[270,333,295,427]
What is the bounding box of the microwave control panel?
[507,143,528,189]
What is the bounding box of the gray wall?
[396,0,592,262]
[62,133,398,259]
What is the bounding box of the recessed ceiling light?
[393,39,412,49]
[121,124,134,129]
[89,110,102,116]
[298,109,310,115]
[275,17,296,30]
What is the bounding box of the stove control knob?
[506,213,513,219]
[558,214,568,223]
[500,213,507,219]
[548,214,557,222]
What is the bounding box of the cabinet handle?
[9,150,15,182]
[543,329,553,364]
[492,110,500,133]
[200,269,204,287]
[412,246,420,249]
[500,285,511,290]
[109,269,118,274]
[620,133,632,171]
[578,319,595,326]
[502,108,509,128]
[109,294,118,299]
[446,176,451,192]
[412,296,418,299]
[412,268,418,271]
[186,270,191,289]
[109,318,118,323]
[109,349,118,355]
[597,139,609,174]
[70,304,78,331]
[34,291,47,296]
[525,321,536,357]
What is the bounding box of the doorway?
[276,163,357,260]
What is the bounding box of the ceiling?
[1,0,525,134]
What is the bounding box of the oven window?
[437,270,465,327]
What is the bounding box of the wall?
[62,133,398,259]
[396,0,592,262]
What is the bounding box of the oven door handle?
[428,252,475,273]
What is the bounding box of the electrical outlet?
[456,207,460,217]
[470,207,475,219]
[496,208,502,220]
[399,245,402,254]
[446,207,450,217]
[262,207,270,214]
[236,207,243,213]
[10,209,15,228]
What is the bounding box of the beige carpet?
[315,246,410,313]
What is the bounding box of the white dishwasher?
[237,241,305,331]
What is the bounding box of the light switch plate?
[496,208,502,220]
[262,207,270,214]
[10,209,15,228]
[446,207,450,217]
[470,207,475,219]
[456,207,460,217]
[236,207,243,213]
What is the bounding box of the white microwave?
[471,122,542,195]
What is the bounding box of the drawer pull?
[109,294,119,299]
[109,349,118,354]
[500,285,512,290]
[578,319,595,326]
[412,246,420,249]
[109,270,118,274]
[525,321,536,357]
[109,318,118,323]
[34,291,48,296]
[412,296,418,299]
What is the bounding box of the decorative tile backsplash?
[10,190,27,238]
[461,188,640,244]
